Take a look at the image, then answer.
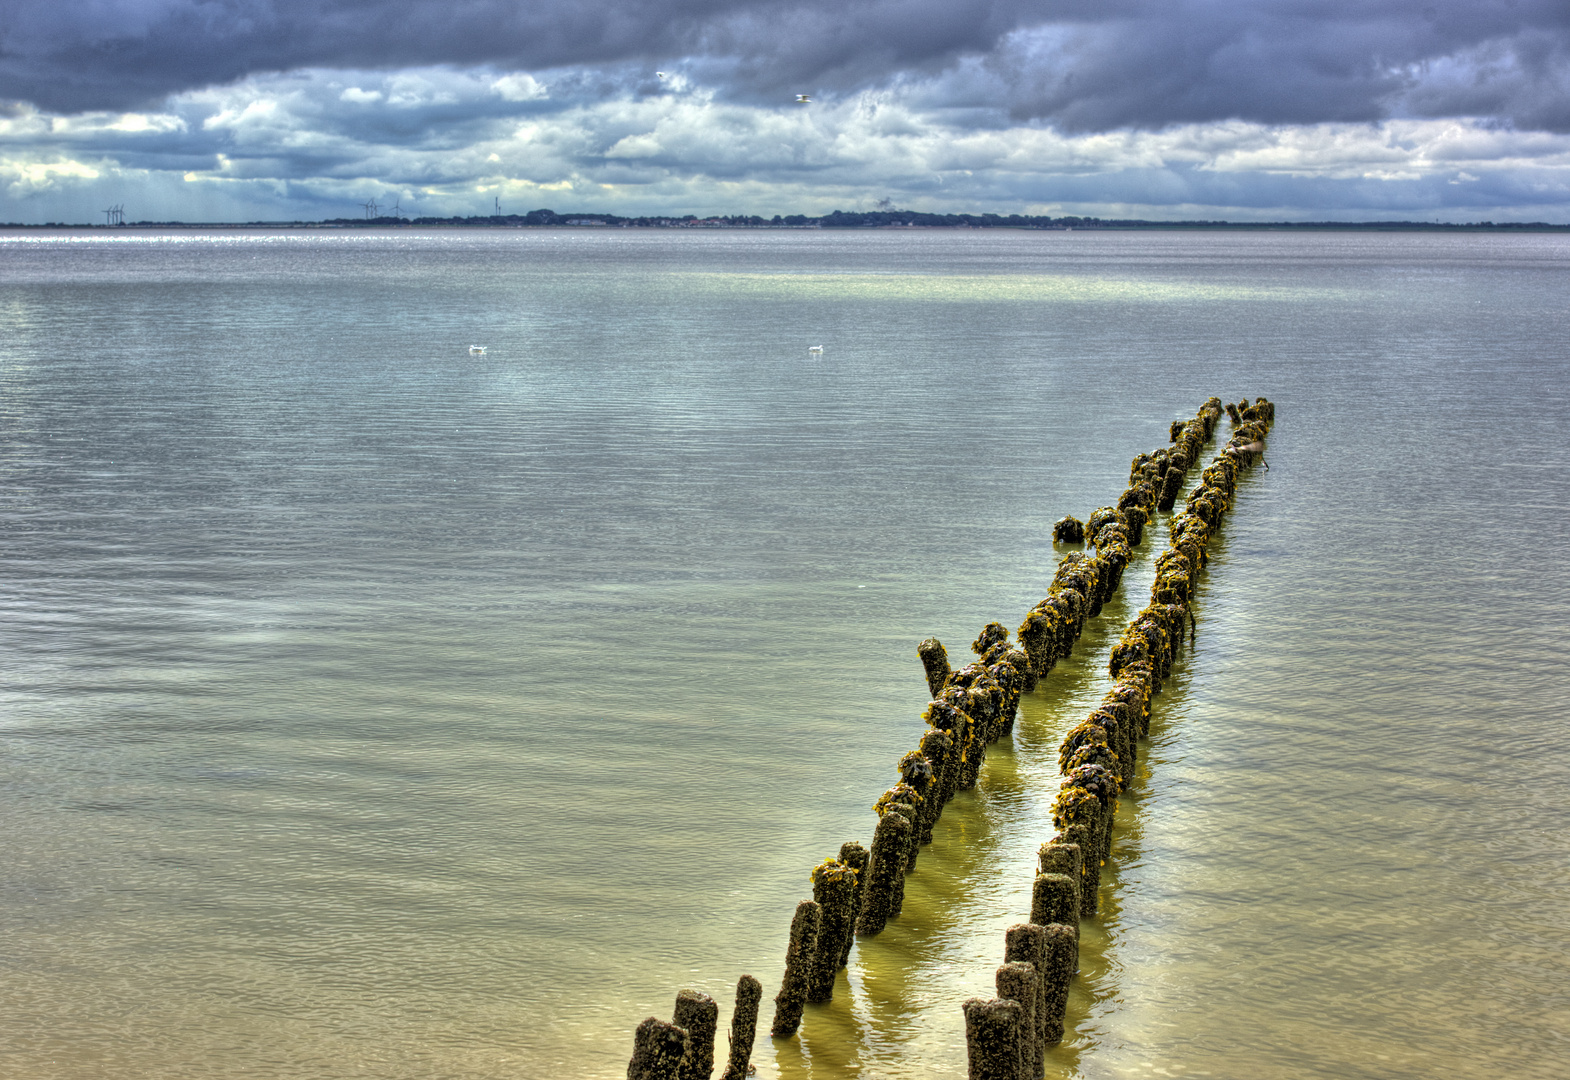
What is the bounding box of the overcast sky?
[3,0,1569,222]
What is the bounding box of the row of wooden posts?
[626,397,1275,1080]
[961,396,1274,1078]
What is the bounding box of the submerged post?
[719,975,762,1080]
[628,1017,689,1080]
[769,900,822,1038]
[1040,925,1077,1044]
[807,860,859,1003]
[672,990,718,1080]
[1004,924,1049,1077]
[837,841,869,964]
[963,997,1025,1080]
[996,961,1039,1080]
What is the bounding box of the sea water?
[0,228,1566,1079]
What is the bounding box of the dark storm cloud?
[3,0,1569,131]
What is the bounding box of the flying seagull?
[796,94,812,103]
[656,71,667,78]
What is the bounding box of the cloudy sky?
[3,0,1569,222]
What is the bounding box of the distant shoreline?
[6,210,1569,233]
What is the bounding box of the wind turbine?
[390,198,404,220]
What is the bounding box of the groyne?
[623,397,1275,1078]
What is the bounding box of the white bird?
[656,71,667,79]
[470,345,487,355]
[807,344,823,354]
[796,94,812,103]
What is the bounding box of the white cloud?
[2,64,1570,222]
[491,74,548,102]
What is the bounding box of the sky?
[2,0,1569,223]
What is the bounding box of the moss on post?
[807,860,859,1003]
[837,842,869,966]
[769,900,821,1038]
[962,997,1025,1080]
[719,975,762,1080]
[628,1017,689,1080]
[855,809,912,936]
[1004,923,1049,1077]
[673,990,718,1080]
[917,728,954,842]
[918,637,952,698]
[996,962,1039,1080]
[1040,924,1077,1044]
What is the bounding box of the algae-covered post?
[995,962,1039,1080]
[628,1017,689,1080]
[718,975,763,1080]
[962,997,1025,1080]
[672,990,718,1080]
[1039,925,1077,1044]
[855,807,912,935]
[807,860,859,1003]
[918,637,952,697]
[837,842,869,964]
[1004,923,1049,1076]
[769,900,822,1038]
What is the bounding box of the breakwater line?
[624,397,1273,1080]
[962,397,1275,1078]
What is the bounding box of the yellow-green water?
[0,228,1566,1079]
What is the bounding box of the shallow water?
[0,228,1566,1079]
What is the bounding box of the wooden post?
[628,1017,689,1080]
[1004,924,1048,1077]
[672,990,718,1080]
[769,900,821,1038]
[996,962,1038,1080]
[963,998,1025,1080]
[719,975,762,1080]
[807,860,858,1003]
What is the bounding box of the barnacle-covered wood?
[962,997,1025,1080]
[855,810,912,936]
[995,962,1039,1080]
[1004,923,1049,1076]
[673,989,718,1080]
[836,842,869,966]
[917,727,956,840]
[1052,515,1084,543]
[808,860,860,1003]
[917,637,952,698]
[719,975,763,1080]
[897,752,936,860]
[628,1016,689,1080]
[1039,924,1078,1044]
[769,899,822,1038]
[1030,873,1080,950]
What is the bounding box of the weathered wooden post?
[1040,925,1077,1044]
[996,962,1038,1080]
[1030,872,1079,973]
[628,1017,689,1080]
[963,997,1025,1080]
[1037,842,1082,910]
[855,810,912,936]
[719,975,762,1080]
[896,753,935,863]
[917,728,954,841]
[673,990,718,1080]
[918,637,952,697]
[1004,924,1048,1077]
[837,842,869,965]
[770,900,821,1038]
[807,860,858,1003]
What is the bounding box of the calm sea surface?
[0,228,1566,1080]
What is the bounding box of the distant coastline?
[6,209,1569,231]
